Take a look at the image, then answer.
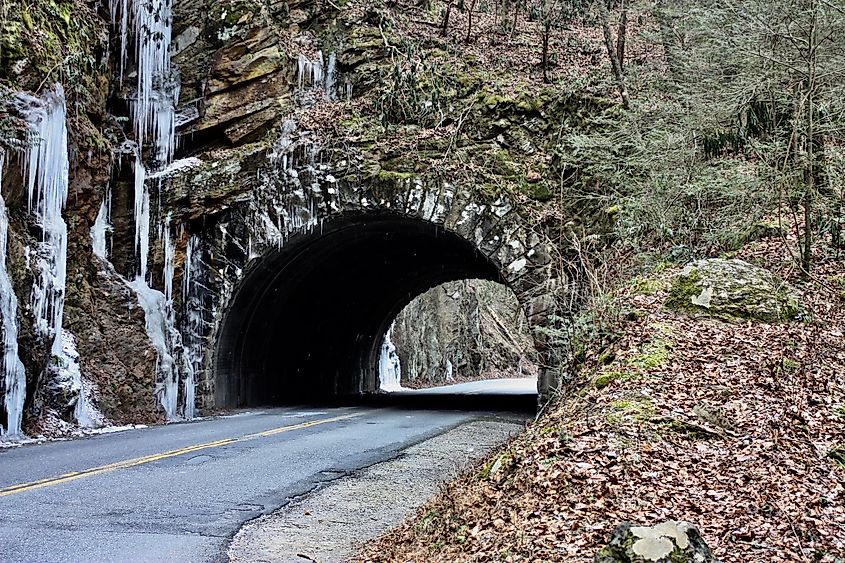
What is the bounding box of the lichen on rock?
[595,521,720,563]
[666,258,803,322]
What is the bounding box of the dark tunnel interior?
[214,213,504,407]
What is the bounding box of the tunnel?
[213,212,508,407]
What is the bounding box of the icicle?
[133,157,150,280]
[91,187,111,260]
[297,54,309,89]
[181,235,202,420]
[313,51,324,88]
[0,153,27,437]
[295,52,332,95]
[21,84,69,357]
[325,52,337,100]
[184,234,194,292]
[378,323,402,392]
[161,215,174,300]
[132,0,177,162]
[110,0,131,80]
[153,75,180,164]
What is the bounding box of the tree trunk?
[655,0,681,84]
[617,0,628,70]
[441,0,453,36]
[466,0,478,43]
[598,1,630,108]
[802,86,815,276]
[542,23,551,83]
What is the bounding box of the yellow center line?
[0,411,364,498]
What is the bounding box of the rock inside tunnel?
[214,213,514,407]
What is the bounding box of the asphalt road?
[0,401,529,563]
[394,376,538,395]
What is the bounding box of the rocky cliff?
[391,279,537,388]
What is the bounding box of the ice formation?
[296,51,338,99]
[0,153,27,437]
[21,85,70,357]
[378,323,403,392]
[57,330,106,429]
[129,278,180,419]
[129,0,178,163]
[110,0,130,78]
[133,158,150,280]
[91,188,111,260]
[109,0,195,418]
[181,235,203,420]
[161,215,175,300]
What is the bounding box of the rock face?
[391,280,537,388]
[595,521,720,563]
[666,259,802,322]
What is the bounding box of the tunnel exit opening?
[213,213,512,408]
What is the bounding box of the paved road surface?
[0,399,529,562]
[393,376,538,395]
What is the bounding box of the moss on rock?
[666,259,803,323]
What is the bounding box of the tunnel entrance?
[214,213,506,407]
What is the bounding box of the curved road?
[0,404,527,562]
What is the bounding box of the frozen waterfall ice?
[0,153,27,437]
[91,188,112,260]
[129,278,180,419]
[130,0,178,163]
[378,323,403,392]
[181,235,203,420]
[21,85,70,357]
[113,0,196,420]
[58,330,106,429]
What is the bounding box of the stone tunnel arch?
[212,210,562,408]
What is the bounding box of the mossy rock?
[595,521,720,563]
[666,259,803,323]
[594,370,625,389]
[730,219,787,250]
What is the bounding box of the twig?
[735,540,779,552]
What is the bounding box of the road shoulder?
[227,419,523,563]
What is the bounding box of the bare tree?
[441,0,455,36]
[596,0,630,108]
[616,0,627,69]
[464,0,480,42]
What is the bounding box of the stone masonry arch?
[161,125,566,410]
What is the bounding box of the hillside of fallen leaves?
[359,229,845,562]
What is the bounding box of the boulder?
[595,521,720,563]
[666,258,803,322]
